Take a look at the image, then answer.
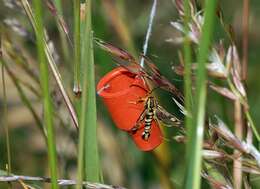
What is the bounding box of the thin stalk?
[227,77,260,141]
[77,0,101,186]
[183,0,193,155]
[233,100,243,189]
[1,58,12,175]
[52,0,62,18]
[233,0,250,186]
[33,0,58,188]
[73,0,81,95]
[185,0,217,188]
[245,111,260,141]
[76,1,84,187]
[0,173,125,189]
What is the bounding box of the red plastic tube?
[97,67,162,151]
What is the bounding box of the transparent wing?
[155,104,181,127]
[141,55,184,103]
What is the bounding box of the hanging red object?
[97,67,162,151]
[97,67,148,131]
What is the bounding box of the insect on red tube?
[97,67,163,151]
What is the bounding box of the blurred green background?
[1,0,260,188]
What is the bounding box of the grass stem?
[33,0,59,188]
[183,0,193,157]
[1,49,12,175]
[77,1,101,187]
[73,0,81,95]
[185,0,217,188]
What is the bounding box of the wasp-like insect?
[95,39,183,140]
[94,38,184,103]
[132,96,181,140]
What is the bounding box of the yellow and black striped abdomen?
[142,101,155,140]
[144,110,154,126]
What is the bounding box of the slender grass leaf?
[33,0,59,188]
[185,0,217,188]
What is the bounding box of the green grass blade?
[84,32,100,181]
[83,0,100,181]
[1,44,12,175]
[73,0,81,95]
[185,0,217,188]
[77,0,101,186]
[183,0,193,148]
[33,1,59,188]
[76,1,84,186]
